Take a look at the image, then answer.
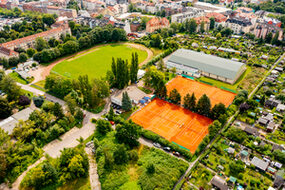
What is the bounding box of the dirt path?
[31,43,153,84]
[85,147,101,190]
[11,157,46,190]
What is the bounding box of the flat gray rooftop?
[168,49,245,80]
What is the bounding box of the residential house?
[193,16,210,32]
[146,17,169,33]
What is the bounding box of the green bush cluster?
[141,129,192,160]
[142,48,177,69]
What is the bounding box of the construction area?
[167,76,236,107]
[130,98,213,153]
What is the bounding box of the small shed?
[229,176,237,184]
[240,150,248,158]
[227,147,235,154]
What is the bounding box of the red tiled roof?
[194,16,210,24]
[1,25,68,49]
[147,17,169,27]
[206,12,227,22]
[0,46,18,56]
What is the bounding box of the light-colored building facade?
[171,7,204,23]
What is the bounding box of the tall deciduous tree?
[0,98,12,119]
[115,121,140,147]
[209,17,215,30]
[196,94,211,116]
[130,52,139,83]
[96,119,112,135]
[211,103,226,120]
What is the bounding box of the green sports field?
[52,44,148,79]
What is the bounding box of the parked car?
[110,121,115,125]
[163,147,171,152]
[115,110,122,114]
[173,151,180,157]
[153,142,161,148]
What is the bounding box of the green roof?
[229,176,237,183]
[168,49,245,80]
[241,150,248,156]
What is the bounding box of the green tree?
[115,121,140,147]
[130,52,139,83]
[27,48,36,57]
[210,17,215,30]
[19,52,28,63]
[42,14,56,27]
[0,98,12,119]
[183,93,196,111]
[0,75,21,101]
[208,120,222,139]
[96,119,112,135]
[114,144,128,165]
[21,161,58,188]
[122,92,132,111]
[169,89,181,104]
[52,102,64,119]
[271,31,279,45]
[108,107,115,121]
[35,37,49,51]
[186,19,197,34]
[63,41,79,55]
[229,160,245,176]
[200,21,205,33]
[225,127,248,144]
[265,32,273,43]
[157,58,165,71]
[211,103,226,120]
[146,163,155,174]
[196,94,211,116]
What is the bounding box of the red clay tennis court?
[167,76,236,107]
[130,98,213,153]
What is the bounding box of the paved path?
[85,147,101,190]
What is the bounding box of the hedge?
[141,47,177,69]
[141,129,192,161]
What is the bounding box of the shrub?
[33,96,44,108]
[141,129,192,160]
[18,95,31,106]
[91,118,97,123]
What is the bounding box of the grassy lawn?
[189,164,215,189]
[34,80,46,89]
[120,106,139,120]
[52,44,148,80]
[57,177,90,190]
[95,131,188,190]
[238,67,266,92]
[138,87,152,94]
[9,72,28,85]
[197,66,251,91]
[266,130,285,145]
[150,48,163,57]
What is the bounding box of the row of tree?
[168,89,227,120]
[108,53,139,89]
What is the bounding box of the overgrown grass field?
[95,131,188,190]
[52,44,148,80]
